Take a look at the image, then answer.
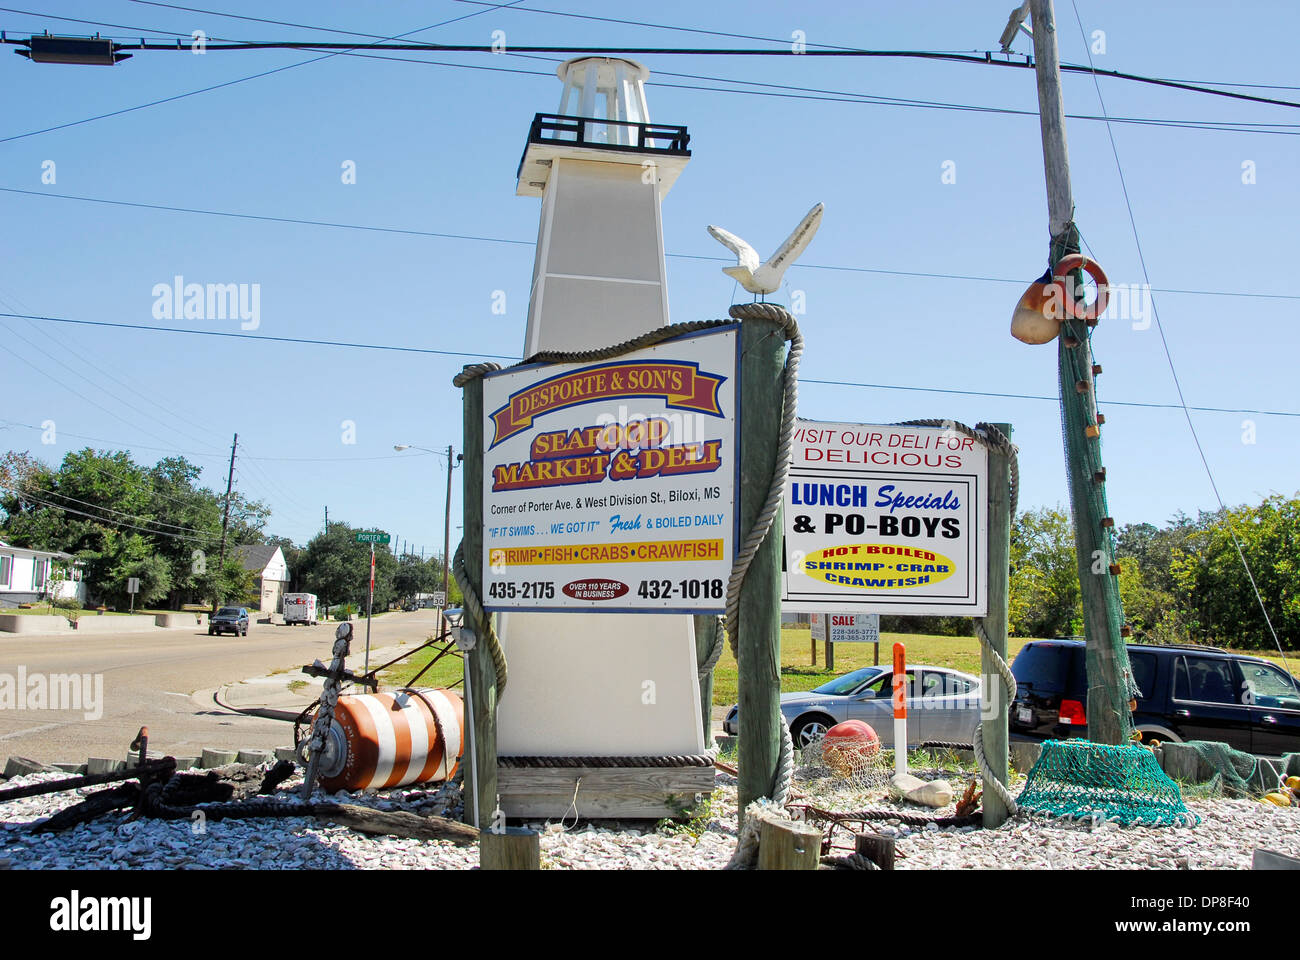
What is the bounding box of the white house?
[0,540,86,607]
[234,544,290,613]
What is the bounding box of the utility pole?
[1026,0,1134,743]
[213,432,238,616]
[323,506,328,534]
[442,444,455,611]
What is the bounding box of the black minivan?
[1010,638,1300,755]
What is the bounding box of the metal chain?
[299,628,351,800]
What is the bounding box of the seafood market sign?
[480,327,739,613]
[782,420,988,616]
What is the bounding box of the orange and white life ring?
[1052,254,1109,321]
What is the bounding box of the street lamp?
[394,444,463,618]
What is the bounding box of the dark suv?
[1010,638,1300,755]
[209,606,250,637]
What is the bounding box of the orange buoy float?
[822,719,880,777]
[1010,270,1064,344]
[1051,254,1110,321]
[313,687,464,792]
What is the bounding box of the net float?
[822,719,881,778]
[1010,269,1063,345]
[309,687,464,792]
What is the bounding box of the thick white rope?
[895,420,1021,816]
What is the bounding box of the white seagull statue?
[707,202,824,298]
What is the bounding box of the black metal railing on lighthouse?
[518,113,691,178]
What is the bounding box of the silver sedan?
[722,664,983,749]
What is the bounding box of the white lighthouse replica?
[497,57,707,811]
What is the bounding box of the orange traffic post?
[892,642,907,777]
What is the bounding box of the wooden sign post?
[735,310,790,823]
[460,371,498,831]
[978,423,1014,828]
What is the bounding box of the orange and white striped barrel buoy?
[315,688,463,792]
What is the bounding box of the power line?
[0,337,222,456]
[0,313,225,455]
[6,489,222,544]
[447,0,1300,108]
[2,27,1297,143]
[801,377,1300,419]
[241,451,439,463]
[4,186,1297,302]
[0,2,530,144]
[12,483,221,537]
[21,1,1296,101]
[14,31,1294,110]
[2,311,1295,419]
[1066,0,1288,664]
[123,1,389,39]
[0,418,228,460]
[0,311,519,361]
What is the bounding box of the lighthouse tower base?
[497,757,717,820]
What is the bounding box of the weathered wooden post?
[1028,0,1134,744]
[461,369,498,831]
[757,819,821,870]
[480,827,540,870]
[734,305,789,823]
[979,423,1013,828]
[854,830,896,870]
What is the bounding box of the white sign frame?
[782,420,989,616]
[480,326,740,614]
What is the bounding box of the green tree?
[1,447,274,611]
[1167,496,1300,649]
[1009,505,1082,638]
[298,522,399,612]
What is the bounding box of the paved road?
[0,611,447,765]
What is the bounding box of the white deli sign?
[782,420,989,616]
[480,326,739,613]
[810,612,880,644]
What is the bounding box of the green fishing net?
[1017,739,1199,827]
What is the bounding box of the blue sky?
[1,1,1296,559]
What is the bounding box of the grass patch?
[655,786,723,838]
[711,627,1300,707]
[287,679,308,695]
[379,639,464,691]
[710,628,1037,706]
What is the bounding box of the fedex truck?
[283,593,318,626]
